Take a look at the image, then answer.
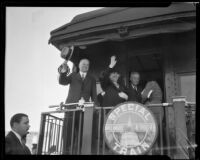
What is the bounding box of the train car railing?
[91,103,171,155]
[36,97,196,158]
[37,102,95,155]
[91,106,113,155]
[185,102,196,159]
[37,102,94,155]
[146,103,171,156]
[165,97,196,159]
[37,113,64,154]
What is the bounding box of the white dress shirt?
[131,84,137,91]
[79,71,87,79]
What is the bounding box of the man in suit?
[58,58,97,154]
[58,58,97,104]
[5,113,31,155]
[127,71,142,103]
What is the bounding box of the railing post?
[81,105,94,155]
[172,96,189,159]
[37,113,46,155]
[165,104,176,158]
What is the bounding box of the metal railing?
[37,114,64,154]
[92,107,113,155]
[185,102,196,159]
[43,114,63,154]
[36,98,196,158]
[90,103,173,155]
[37,102,93,155]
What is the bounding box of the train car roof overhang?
[48,3,196,50]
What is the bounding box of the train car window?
[179,73,196,102]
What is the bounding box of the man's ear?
[12,122,18,130]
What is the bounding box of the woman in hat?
[92,55,128,155]
[99,55,128,107]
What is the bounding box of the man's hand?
[109,55,117,68]
[58,61,70,73]
[78,98,85,106]
[118,92,128,100]
[101,91,105,96]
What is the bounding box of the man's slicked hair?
[10,113,28,128]
[79,58,90,64]
[130,71,140,76]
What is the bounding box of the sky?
[5,7,103,132]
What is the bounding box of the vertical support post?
[162,45,177,158]
[165,105,176,157]
[81,106,94,154]
[77,112,82,154]
[37,113,46,154]
[173,96,189,159]
[102,109,106,154]
[97,108,101,155]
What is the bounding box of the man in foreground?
[5,113,31,155]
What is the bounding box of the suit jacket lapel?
[9,131,26,154]
[78,72,90,84]
[83,73,90,86]
[10,131,22,147]
[76,72,83,82]
[23,144,31,154]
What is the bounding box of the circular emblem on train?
[103,102,158,155]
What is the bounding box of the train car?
[37,3,196,159]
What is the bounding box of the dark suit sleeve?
[5,137,12,154]
[91,78,98,105]
[58,72,73,85]
[25,146,31,155]
[122,85,129,95]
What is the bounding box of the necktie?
[81,74,85,97]
[132,85,137,91]
[21,139,28,154]
[81,73,85,81]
